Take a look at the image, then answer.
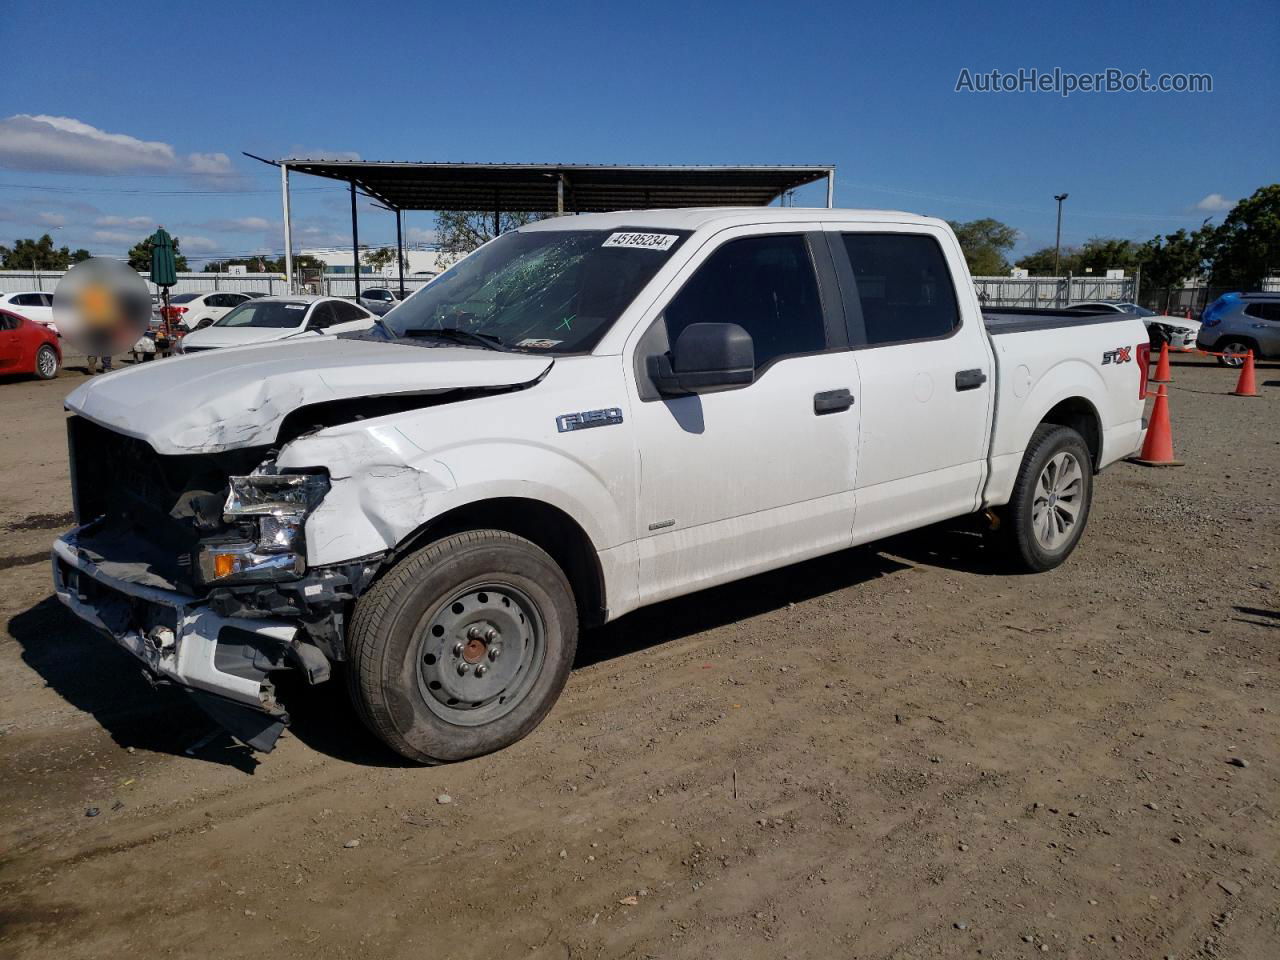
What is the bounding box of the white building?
[301,245,448,279]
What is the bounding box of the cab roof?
[518,206,941,234]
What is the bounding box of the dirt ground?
[1,355,1276,960]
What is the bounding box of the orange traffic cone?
[1231,350,1260,398]
[1131,385,1183,467]
[1150,341,1172,383]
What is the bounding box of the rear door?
[628,226,861,605]
[824,223,995,542]
[1244,302,1280,355]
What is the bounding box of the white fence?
[971,275,1134,308]
[0,269,1137,308]
[0,270,437,299]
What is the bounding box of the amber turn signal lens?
[213,554,240,578]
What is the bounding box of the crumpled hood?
[66,336,553,454]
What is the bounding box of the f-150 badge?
[556,408,624,432]
[1102,347,1133,364]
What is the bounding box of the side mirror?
[647,322,754,395]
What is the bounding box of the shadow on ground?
[9,517,1009,770]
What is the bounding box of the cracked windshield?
[382,228,686,352]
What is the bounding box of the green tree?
[1134,229,1209,306]
[947,218,1018,275]
[127,235,190,272]
[363,246,396,272]
[0,234,77,270]
[69,248,92,264]
[1206,184,1280,288]
[435,210,547,263]
[1016,245,1081,276]
[1074,237,1138,276]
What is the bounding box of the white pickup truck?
[52,208,1150,761]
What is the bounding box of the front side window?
[383,228,687,353]
[662,234,826,370]
[841,233,960,345]
[214,300,310,328]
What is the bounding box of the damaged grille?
[67,416,269,590]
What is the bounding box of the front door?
[629,228,861,606]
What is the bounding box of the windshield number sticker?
[517,338,563,349]
[602,232,679,252]
[285,304,306,310]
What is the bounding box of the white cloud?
[92,230,137,245]
[36,211,67,227]
[0,115,177,174]
[95,214,154,228]
[1195,193,1233,212]
[0,114,237,177]
[179,235,218,254]
[198,216,275,232]
[407,226,439,244]
[187,152,234,175]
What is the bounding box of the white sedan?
[163,291,255,331]
[0,291,56,330]
[177,295,375,353]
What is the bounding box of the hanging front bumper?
[51,528,302,747]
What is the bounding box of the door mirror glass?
[648,322,754,395]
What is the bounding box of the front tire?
[1003,424,1094,572]
[1215,339,1255,368]
[346,530,578,764]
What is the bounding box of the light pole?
[1053,193,1069,276]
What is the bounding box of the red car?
[0,309,61,379]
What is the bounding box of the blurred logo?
[53,259,150,355]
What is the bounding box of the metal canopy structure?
[244,156,836,297]
[276,160,834,213]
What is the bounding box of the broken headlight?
[224,473,330,518]
[197,470,330,585]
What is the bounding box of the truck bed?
[982,307,1127,335]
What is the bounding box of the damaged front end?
[52,416,384,751]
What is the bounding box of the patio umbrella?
[148,227,178,344]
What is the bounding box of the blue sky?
[2,0,1276,266]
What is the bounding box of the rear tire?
[346,530,578,764]
[34,344,59,380]
[1003,424,1094,572]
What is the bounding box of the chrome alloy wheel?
[37,346,57,378]
[416,583,546,726]
[1031,451,1083,551]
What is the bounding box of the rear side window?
[663,234,826,370]
[333,301,368,323]
[840,233,960,345]
[1244,302,1280,321]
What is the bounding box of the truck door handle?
[813,388,854,414]
[955,369,988,391]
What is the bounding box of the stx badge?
[556,407,624,432]
[1102,346,1133,365]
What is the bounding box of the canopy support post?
[350,181,361,300]
[281,163,294,292]
[557,175,565,215]
[395,207,405,299]
[826,169,835,208]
